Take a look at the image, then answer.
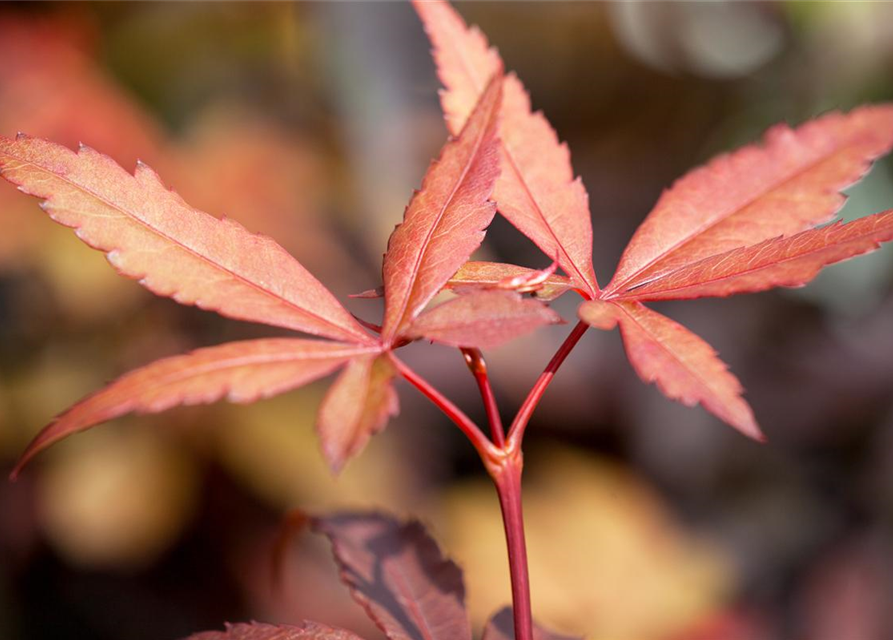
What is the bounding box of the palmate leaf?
[406,290,563,350]
[183,621,367,640]
[316,354,399,473]
[607,106,893,294]
[313,512,471,640]
[413,0,600,298]
[10,340,379,478]
[381,72,503,344]
[0,135,372,344]
[579,301,761,441]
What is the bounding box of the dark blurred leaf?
[185,621,366,640]
[313,512,471,640]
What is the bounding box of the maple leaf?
[419,1,893,440]
[312,512,471,640]
[413,0,599,298]
[581,107,893,440]
[447,261,573,301]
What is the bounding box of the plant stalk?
[461,348,505,447]
[491,452,533,640]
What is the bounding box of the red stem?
[461,348,505,447]
[492,454,533,640]
[390,354,499,462]
[507,320,589,450]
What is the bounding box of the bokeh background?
[1,2,892,639]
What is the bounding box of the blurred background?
[1,2,892,639]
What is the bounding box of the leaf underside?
[183,621,366,640]
[579,301,762,441]
[11,339,376,478]
[0,135,371,344]
[413,0,599,298]
[313,512,471,640]
[315,354,399,473]
[612,209,893,301]
[407,289,563,350]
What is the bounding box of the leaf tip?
[15,131,28,141]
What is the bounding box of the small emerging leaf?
[406,290,563,350]
[579,301,762,441]
[316,355,399,473]
[381,72,502,344]
[608,105,893,294]
[313,512,471,640]
[414,0,600,297]
[611,210,893,301]
[0,135,372,344]
[448,261,573,301]
[12,339,376,478]
[184,621,366,640]
[482,607,581,640]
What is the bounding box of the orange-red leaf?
[579,301,762,441]
[414,0,599,297]
[184,621,366,640]
[315,355,399,473]
[447,261,573,301]
[313,512,471,640]
[482,607,581,640]
[608,105,893,294]
[11,339,376,478]
[0,135,372,344]
[380,73,502,344]
[406,290,563,349]
[612,210,893,301]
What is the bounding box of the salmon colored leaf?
[447,261,573,301]
[313,512,471,640]
[607,105,893,294]
[611,210,893,301]
[0,135,372,344]
[315,355,399,474]
[579,301,762,441]
[406,290,563,350]
[184,621,366,640]
[380,73,502,344]
[414,0,599,298]
[11,339,376,479]
[482,607,581,640]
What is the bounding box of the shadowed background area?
[0,3,892,640]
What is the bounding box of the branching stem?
[507,320,589,450]
[390,354,499,463]
[461,347,505,447]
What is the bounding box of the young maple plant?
[3,1,893,639]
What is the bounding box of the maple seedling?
[3,1,893,639]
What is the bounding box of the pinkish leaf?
[406,290,563,350]
[447,261,573,301]
[579,301,762,441]
[11,339,377,478]
[183,621,366,640]
[482,607,581,640]
[414,0,599,297]
[380,73,502,345]
[313,512,471,640]
[607,105,893,294]
[610,210,893,301]
[0,135,372,344]
[316,355,399,473]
